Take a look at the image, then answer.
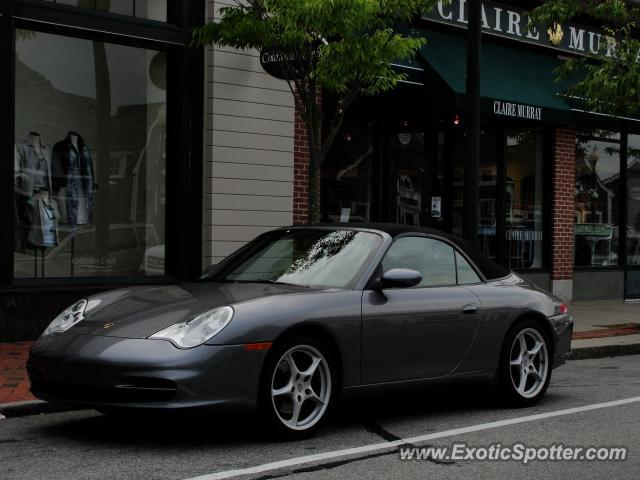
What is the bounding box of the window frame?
[12,0,187,32]
[455,250,482,286]
[372,233,486,289]
[573,128,624,270]
[1,0,204,288]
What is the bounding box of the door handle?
[461,303,479,315]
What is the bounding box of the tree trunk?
[308,152,322,224]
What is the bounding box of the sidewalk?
[568,300,640,359]
[0,341,34,404]
[1,300,639,410]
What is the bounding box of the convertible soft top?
[304,222,511,281]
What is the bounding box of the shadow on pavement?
[33,380,571,446]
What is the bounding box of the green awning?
[391,57,427,86]
[411,28,573,122]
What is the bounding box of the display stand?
[32,246,46,278]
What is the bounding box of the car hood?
[70,282,314,339]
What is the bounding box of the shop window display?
[574,131,620,267]
[13,30,167,278]
[390,119,425,227]
[321,115,373,223]
[477,130,499,262]
[505,129,545,269]
[627,134,640,266]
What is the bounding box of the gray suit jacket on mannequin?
[15,136,53,197]
[15,135,58,248]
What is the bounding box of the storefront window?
[13,30,167,278]
[321,115,373,223]
[42,0,168,22]
[627,134,640,266]
[574,131,620,267]
[390,117,425,226]
[477,129,499,262]
[505,129,545,269]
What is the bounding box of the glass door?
[388,117,426,226]
[626,134,640,299]
[504,129,545,270]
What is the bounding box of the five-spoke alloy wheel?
[499,320,552,406]
[260,336,336,438]
[509,328,549,398]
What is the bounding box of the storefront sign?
[260,43,322,80]
[260,48,296,80]
[493,101,542,121]
[423,0,639,61]
[575,223,613,237]
[505,229,543,241]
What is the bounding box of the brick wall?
[293,107,310,225]
[551,127,576,281]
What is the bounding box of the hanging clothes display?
[52,132,97,226]
[26,194,60,248]
[14,145,29,252]
[15,133,53,197]
[15,133,59,248]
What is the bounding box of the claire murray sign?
[493,101,542,121]
[423,0,636,60]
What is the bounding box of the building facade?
[1,0,639,342]
[309,0,640,304]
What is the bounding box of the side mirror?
[376,268,422,289]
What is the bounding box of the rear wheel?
[498,320,552,407]
[259,336,336,439]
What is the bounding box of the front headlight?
[41,299,88,337]
[149,306,234,348]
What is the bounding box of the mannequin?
[69,132,88,225]
[30,132,42,156]
[52,131,96,226]
[30,132,50,193]
[15,132,59,248]
[69,132,79,151]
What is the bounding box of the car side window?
[382,237,456,287]
[456,251,481,285]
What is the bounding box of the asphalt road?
[1,355,640,480]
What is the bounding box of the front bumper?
[27,333,268,410]
[548,312,573,368]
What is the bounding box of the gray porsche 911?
[28,224,573,437]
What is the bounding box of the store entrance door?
[387,118,447,229]
[625,163,640,299]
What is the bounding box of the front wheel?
[259,337,336,439]
[498,320,552,407]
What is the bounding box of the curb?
[569,342,640,361]
[0,400,81,418]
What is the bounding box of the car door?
[362,235,482,383]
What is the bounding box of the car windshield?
[204,228,382,289]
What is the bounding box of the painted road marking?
[184,396,640,480]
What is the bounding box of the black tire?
[497,319,552,407]
[258,335,337,439]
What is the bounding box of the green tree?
[529,0,640,117]
[192,0,438,223]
